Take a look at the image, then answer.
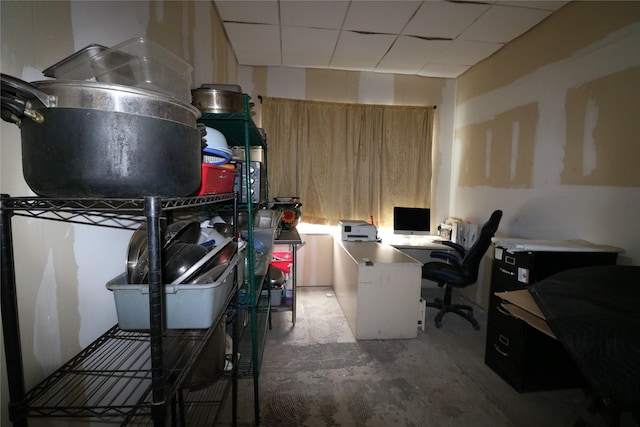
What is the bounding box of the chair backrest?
[459,210,503,282]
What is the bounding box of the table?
[383,234,449,250]
[385,236,452,289]
[274,229,304,324]
[332,240,423,339]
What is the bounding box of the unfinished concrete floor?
[217,286,589,427]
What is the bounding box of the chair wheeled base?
[425,284,480,330]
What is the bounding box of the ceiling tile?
[215,0,565,78]
[403,1,490,39]
[280,1,349,29]
[376,36,450,74]
[215,0,279,25]
[224,22,281,64]
[496,1,570,11]
[281,26,338,68]
[343,0,422,34]
[282,26,339,55]
[283,53,331,69]
[418,63,471,78]
[331,31,396,70]
[235,49,282,67]
[329,57,375,72]
[460,4,552,43]
[333,31,397,60]
[434,39,503,65]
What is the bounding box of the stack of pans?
[126,220,237,285]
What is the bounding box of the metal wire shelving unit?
[1,194,239,426]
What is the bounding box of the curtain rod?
[257,95,436,109]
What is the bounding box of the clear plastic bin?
[91,37,193,102]
[241,227,276,276]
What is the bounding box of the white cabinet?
[332,240,422,340]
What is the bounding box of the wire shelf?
[1,194,236,229]
[19,326,213,420]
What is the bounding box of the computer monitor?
[393,207,431,235]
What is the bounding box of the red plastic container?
[271,251,293,274]
[196,164,237,196]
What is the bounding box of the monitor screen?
[393,207,431,235]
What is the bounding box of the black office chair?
[422,210,503,330]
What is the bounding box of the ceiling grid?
[214,0,569,78]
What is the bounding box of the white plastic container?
[106,260,236,330]
[261,285,283,306]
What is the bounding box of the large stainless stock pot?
[1,73,202,198]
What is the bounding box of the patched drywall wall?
[456,103,537,189]
[453,2,640,307]
[456,2,640,105]
[563,66,640,186]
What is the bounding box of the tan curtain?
[262,97,434,229]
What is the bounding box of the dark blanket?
[529,265,640,411]
[529,265,640,410]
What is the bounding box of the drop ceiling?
[214,0,569,78]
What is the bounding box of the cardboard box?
[495,290,555,339]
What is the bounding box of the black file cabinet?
[484,247,618,392]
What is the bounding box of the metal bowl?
[126,224,148,282]
[163,241,208,284]
[268,266,285,287]
[164,220,200,248]
[191,87,245,114]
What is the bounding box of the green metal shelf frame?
[197,94,269,425]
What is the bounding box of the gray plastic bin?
[106,260,236,330]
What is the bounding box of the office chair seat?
[422,210,503,330]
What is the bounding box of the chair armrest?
[441,241,466,258]
[430,251,461,266]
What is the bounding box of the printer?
[339,220,378,242]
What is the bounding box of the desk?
[385,236,452,288]
[274,229,304,325]
[384,235,449,250]
[332,240,422,340]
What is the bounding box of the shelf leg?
[145,196,166,425]
[291,244,297,325]
[1,195,28,426]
